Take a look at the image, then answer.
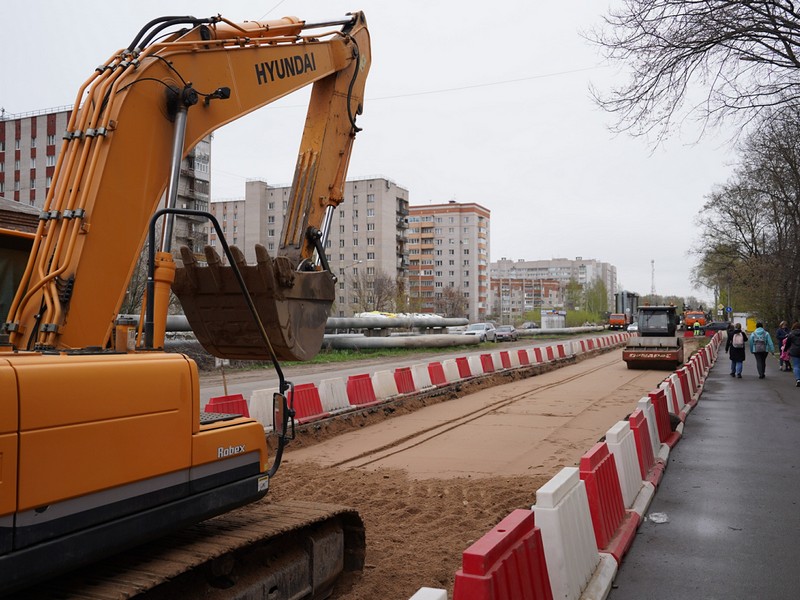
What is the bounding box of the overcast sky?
[1,1,736,303]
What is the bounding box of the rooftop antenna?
[650,259,656,296]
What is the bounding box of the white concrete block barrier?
[605,420,655,518]
[508,349,521,368]
[637,397,669,465]
[318,377,351,413]
[371,370,400,401]
[410,363,434,390]
[533,467,617,600]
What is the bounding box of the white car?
[462,322,497,342]
[627,322,639,333]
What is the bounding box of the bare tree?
[694,105,800,322]
[433,286,467,318]
[590,1,800,141]
[350,270,398,313]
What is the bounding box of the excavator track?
[7,501,365,600]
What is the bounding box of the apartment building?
[405,201,490,322]
[210,177,410,317]
[490,256,618,317]
[0,107,211,258]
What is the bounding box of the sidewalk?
[608,353,800,598]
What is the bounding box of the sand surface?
[266,348,679,598]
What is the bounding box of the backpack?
[731,332,745,348]
[753,331,767,353]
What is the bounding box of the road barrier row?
[231,334,630,431]
[408,331,722,600]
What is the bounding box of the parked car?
[521,321,540,329]
[627,322,639,333]
[462,322,497,342]
[495,325,518,342]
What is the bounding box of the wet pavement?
[608,352,800,598]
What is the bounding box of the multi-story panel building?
[0,107,210,259]
[490,257,618,317]
[406,201,490,322]
[210,177,410,317]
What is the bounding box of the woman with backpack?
[785,322,800,387]
[725,322,748,378]
[749,322,775,379]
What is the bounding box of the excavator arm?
[5,13,370,358]
[0,12,370,596]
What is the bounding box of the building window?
[367,223,375,231]
[340,210,345,218]
[46,176,52,188]
[14,159,20,170]
[353,210,359,218]
[353,224,358,232]
[46,154,56,167]
[268,201,275,209]
[30,137,36,148]
[14,180,20,191]
[15,139,20,150]
[47,134,56,145]
[339,224,345,233]
[268,215,275,224]
[367,208,374,217]
[367,266,375,275]
[30,178,36,189]
[268,229,275,237]
[268,243,275,251]
[367,252,375,260]
[353,194,358,203]
[367,237,375,246]
[367,194,375,203]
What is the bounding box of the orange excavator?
[0,11,369,597]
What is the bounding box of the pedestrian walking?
[725,322,748,378]
[776,321,791,371]
[785,322,800,387]
[749,322,775,379]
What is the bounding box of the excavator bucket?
[172,244,334,361]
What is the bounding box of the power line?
[370,66,601,101]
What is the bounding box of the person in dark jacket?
[776,321,791,371]
[725,322,748,378]
[785,322,800,387]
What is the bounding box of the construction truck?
[622,305,685,369]
[683,310,707,329]
[0,11,369,598]
[608,313,630,330]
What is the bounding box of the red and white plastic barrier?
[319,378,351,413]
[372,370,399,401]
[605,420,654,516]
[452,509,552,600]
[579,443,640,563]
[532,468,617,600]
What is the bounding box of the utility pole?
[650,260,656,298]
